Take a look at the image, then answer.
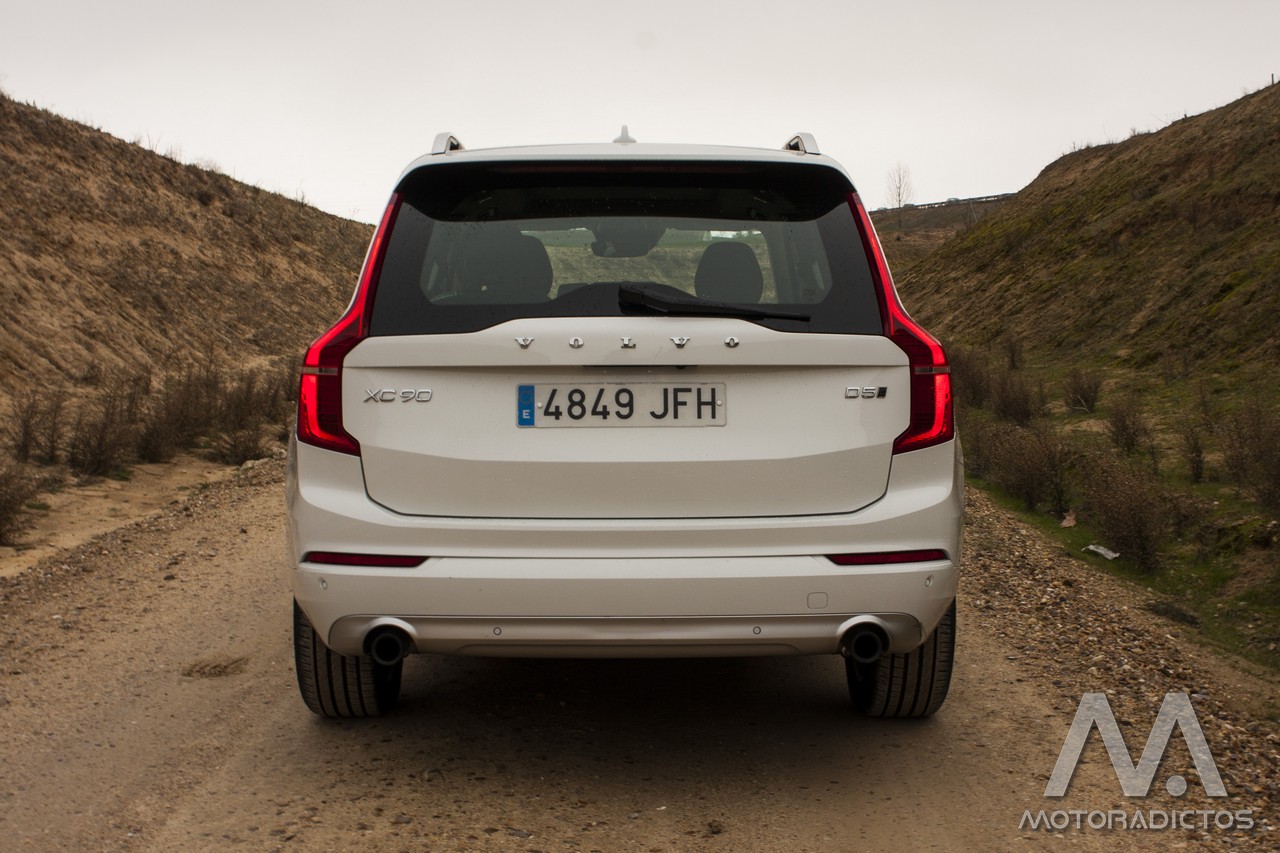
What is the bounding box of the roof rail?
[784,133,820,155]
[431,132,464,155]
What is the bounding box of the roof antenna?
[613,125,636,144]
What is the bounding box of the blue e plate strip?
[517,385,536,426]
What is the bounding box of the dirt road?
[1,461,1275,851]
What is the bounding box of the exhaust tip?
[841,625,887,665]
[366,627,412,667]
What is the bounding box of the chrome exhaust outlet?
[366,626,412,667]
[840,624,888,665]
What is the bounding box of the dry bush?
[134,352,297,464]
[35,388,68,465]
[1106,396,1153,455]
[212,371,272,466]
[67,380,136,476]
[986,422,1075,513]
[6,389,41,461]
[1064,368,1104,413]
[262,357,297,418]
[1081,451,1171,571]
[1163,489,1216,554]
[262,357,299,442]
[1178,423,1206,484]
[0,456,38,545]
[1222,401,1280,510]
[991,366,1038,426]
[6,388,69,464]
[1002,334,1024,370]
[135,378,187,463]
[948,345,991,411]
[213,360,298,461]
[958,416,999,480]
[136,361,215,462]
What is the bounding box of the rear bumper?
[298,555,956,657]
[287,437,963,658]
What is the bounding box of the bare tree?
[885,162,914,227]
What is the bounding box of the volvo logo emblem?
[724,336,740,348]
[671,336,690,348]
[569,337,584,349]
[515,337,535,349]
[620,337,637,349]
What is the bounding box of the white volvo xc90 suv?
[286,131,962,718]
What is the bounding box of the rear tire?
[846,600,955,718]
[293,600,402,717]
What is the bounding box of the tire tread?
[293,601,401,717]
[847,600,955,718]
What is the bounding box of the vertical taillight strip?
[848,192,954,453]
[297,194,403,456]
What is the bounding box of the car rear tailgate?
[343,317,909,519]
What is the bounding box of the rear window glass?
[369,161,882,336]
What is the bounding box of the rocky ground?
[0,461,1276,851]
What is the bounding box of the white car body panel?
[345,317,909,519]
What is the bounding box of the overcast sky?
[1,0,1276,224]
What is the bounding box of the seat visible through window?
[464,231,553,303]
[694,241,763,304]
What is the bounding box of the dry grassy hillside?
[0,93,373,395]
[870,196,1008,273]
[900,83,1280,366]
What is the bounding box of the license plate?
[517,383,726,427]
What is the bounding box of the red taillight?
[296,194,402,455]
[827,549,948,566]
[303,551,426,568]
[848,192,954,454]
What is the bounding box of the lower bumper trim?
[327,612,926,659]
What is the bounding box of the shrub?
[1222,401,1280,511]
[958,416,999,480]
[135,382,185,463]
[6,389,41,461]
[212,369,271,464]
[262,357,297,421]
[1081,451,1171,571]
[991,367,1038,425]
[263,357,299,442]
[1106,396,1153,455]
[949,346,992,411]
[35,388,68,465]
[135,353,298,464]
[5,388,70,465]
[0,457,39,544]
[1178,423,1206,484]
[136,363,209,462]
[987,422,1075,514]
[67,381,136,476]
[1064,368,1104,413]
[1003,334,1024,370]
